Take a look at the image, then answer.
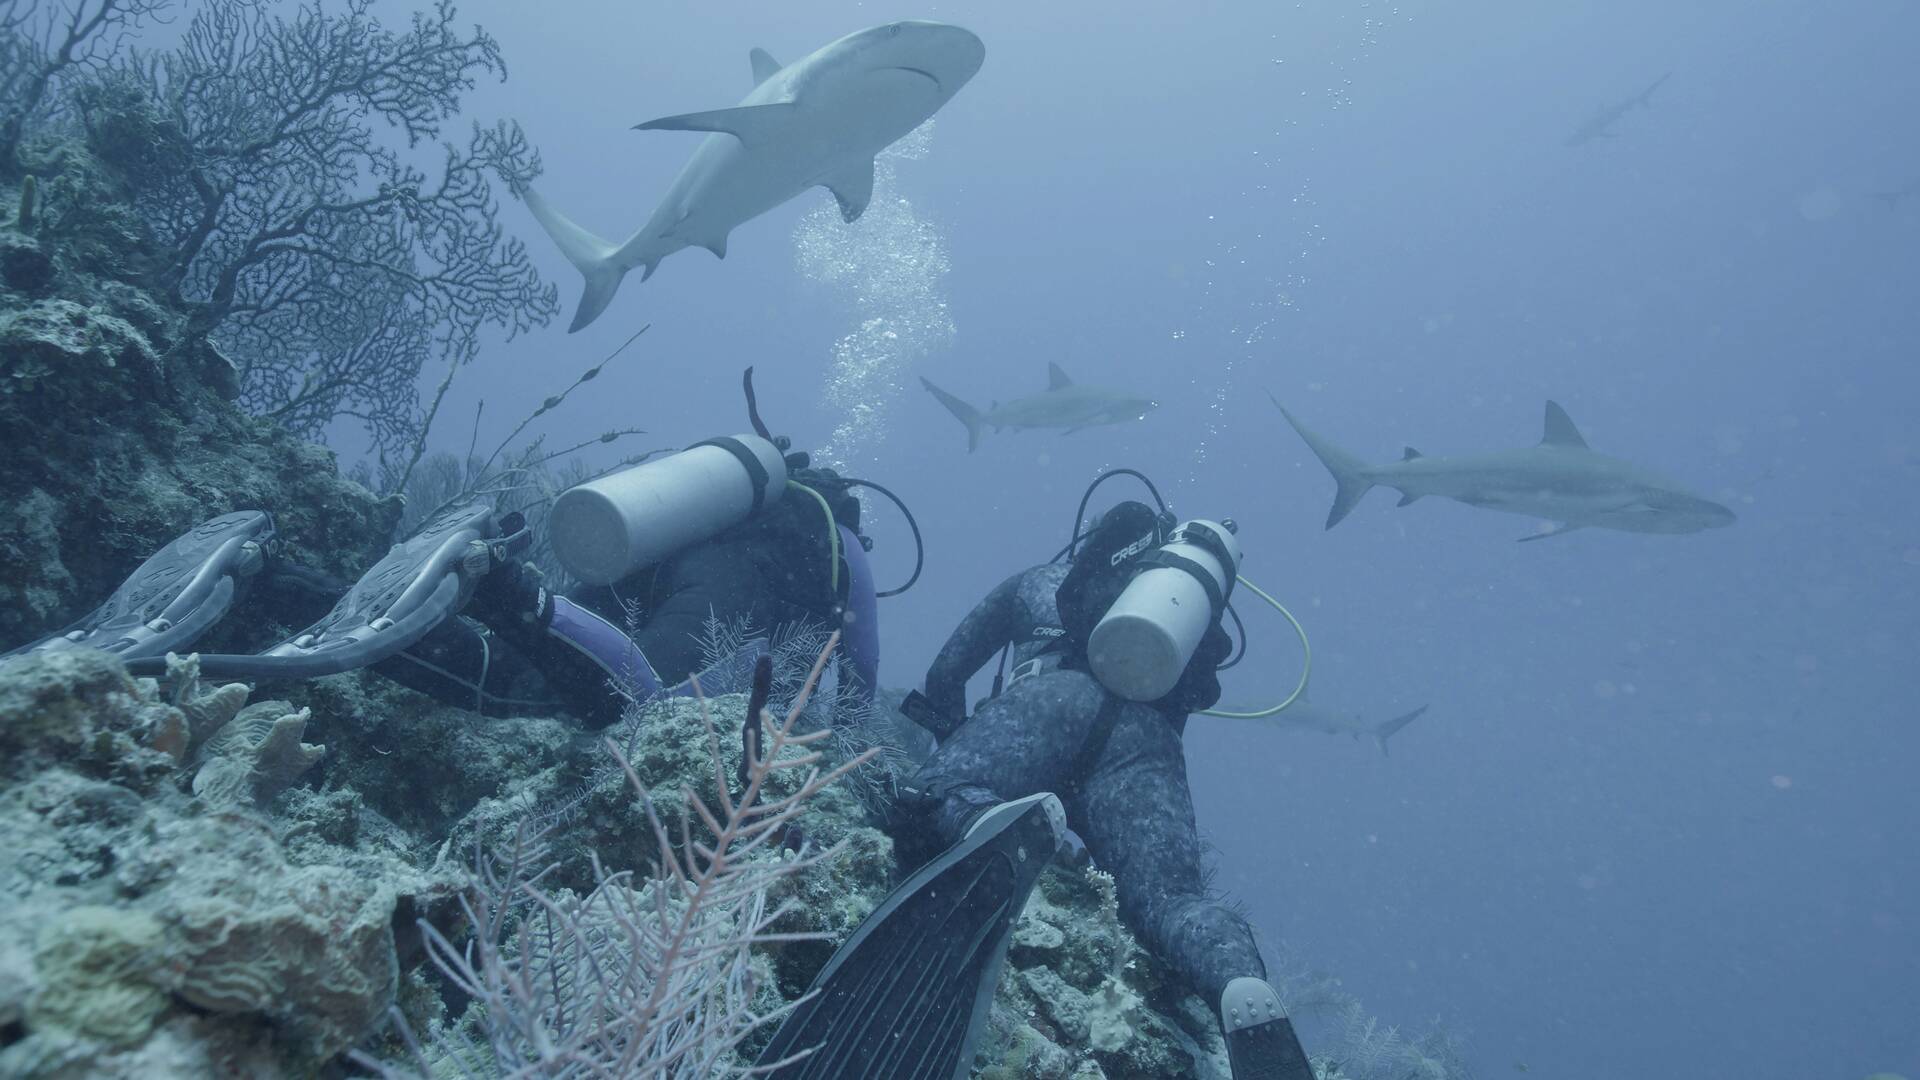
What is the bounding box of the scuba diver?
[1,372,920,728]
[754,474,1315,1079]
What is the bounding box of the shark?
[1275,396,1737,541]
[524,21,985,332]
[921,363,1159,452]
[1255,697,1430,757]
[1566,72,1671,146]
[1872,177,1920,210]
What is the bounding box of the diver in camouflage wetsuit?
[893,499,1312,1078]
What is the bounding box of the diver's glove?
[464,555,551,632]
[457,511,545,629]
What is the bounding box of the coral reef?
[976,865,1235,1080]
[189,699,325,808]
[0,628,1260,1078]
[0,158,400,649]
[0,648,465,1076]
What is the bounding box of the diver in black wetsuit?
[258,455,874,730]
[754,497,1314,1080]
[4,375,907,730]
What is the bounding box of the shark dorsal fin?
[823,159,875,223]
[1541,401,1589,448]
[633,103,797,147]
[749,48,782,87]
[1047,362,1073,390]
[1402,447,1423,460]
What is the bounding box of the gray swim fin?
[124,500,516,681]
[756,792,1067,1079]
[3,510,275,664]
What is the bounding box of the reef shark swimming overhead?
[1566,72,1671,146]
[921,363,1159,452]
[1275,396,1737,541]
[524,21,986,332]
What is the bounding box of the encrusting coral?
[189,700,326,808]
[0,649,461,1076]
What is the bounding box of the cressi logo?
[1109,530,1157,567]
[1032,626,1066,639]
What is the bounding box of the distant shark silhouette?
[1566,73,1671,146]
[1872,177,1920,210]
[1254,697,1429,756]
[1276,396,1737,541]
[921,363,1158,452]
[524,22,985,331]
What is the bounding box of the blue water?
[417,1,1920,1074]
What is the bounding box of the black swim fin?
[3,510,275,664]
[756,792,1068,1079]
[1221,977,1316,1080]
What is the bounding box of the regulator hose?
[1200,575,1312,719]
[838,476,924,598]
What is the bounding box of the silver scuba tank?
[1086,519,1242,702]
[548,434,789,586]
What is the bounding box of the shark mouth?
[883,65,943,91]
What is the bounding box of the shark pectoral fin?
[1047,362,1073,390]
[1540,401,1590,448]
[1401,447,1423,460]
[749,47,782,86]
[1395,492,1422,507]
[824,159,876,223]
[633,103,797,146]
[1518,522,1583,542]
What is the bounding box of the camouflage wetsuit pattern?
[899,562,1268,1006]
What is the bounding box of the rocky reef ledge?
[0,643,1243,1078]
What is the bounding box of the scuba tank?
[1086,519,1242,702]
[549,434,789,586]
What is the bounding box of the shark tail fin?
[1371,705,1429,756]
[1270,393,1374,529]
[522,185,627,333]
[921,377,987,453]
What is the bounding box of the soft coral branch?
[357,633,874,1078]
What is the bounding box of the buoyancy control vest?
[1056,502,1234,715]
